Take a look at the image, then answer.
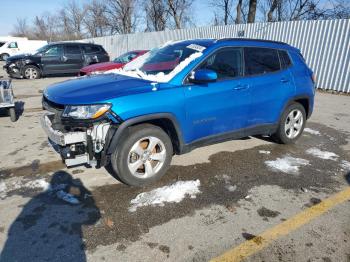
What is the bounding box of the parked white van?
[0,39,47,60]
[0,36,28,48]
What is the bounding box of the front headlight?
[62,104,111,119]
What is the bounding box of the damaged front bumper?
[3,63,22,78]
[40,113,111,167]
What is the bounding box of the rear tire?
[23,65,41,79]
[9,107,17,122]
[107,124,173,187]
[272,103,306,144]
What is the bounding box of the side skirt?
[179,124,277,154]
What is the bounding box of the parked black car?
[3,42,109,79]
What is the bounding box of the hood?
[44,74,158,105]
[80,62,123,73]
[6,54,32,62]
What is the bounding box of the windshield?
[114,52,138,63]
[109,42,205,83]
[34,45,49,55]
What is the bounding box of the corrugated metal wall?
[82,19,350,93]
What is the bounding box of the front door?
[184,47,251,143]
[41,45,65,74]
[64,45,84,73]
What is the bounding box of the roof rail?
[215,38,289,46]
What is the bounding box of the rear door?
[184,47,251,142]
[41,45,65,74]
[244,47,295,126]
[64,45,84,72]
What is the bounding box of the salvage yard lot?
[0,61,350,262]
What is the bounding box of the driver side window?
[199,47,243,80]
[44,46,63,56]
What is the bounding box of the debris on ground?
[259,150,271,155]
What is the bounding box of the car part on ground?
[40,38,315,186]
[0,79,17,122]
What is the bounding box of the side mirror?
[189,69,217,84]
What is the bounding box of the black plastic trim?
[105,113,184,155]
[181,124,278,154]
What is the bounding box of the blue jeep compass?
[41,38,315,186]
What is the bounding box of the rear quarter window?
[278,50,292,69]
[244,47,280,76]
[65,45,82,55]
[83,45,102,54]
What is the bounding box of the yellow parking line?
[211,187,350,262]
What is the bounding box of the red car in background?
[79,50,148,76]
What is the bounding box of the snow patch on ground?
[25,179,50,190]
[265,156,310,174]
[306,147,339,161]
[304,128,321,135]
[129,180,201,212]
[259,150,271,155]
[340,160,350,171]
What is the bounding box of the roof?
[172,38,295,51]
[48,42,101,46]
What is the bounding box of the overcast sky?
[0,0,212,36]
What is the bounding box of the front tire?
[273,103,306,144]
[108,124,173,187]
[9,107,17,122]
[23,65,41,79]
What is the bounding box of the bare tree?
[235,0,243,24]
[106,0,137,34]
[247,0,257,23]
[144,0,169,31]
[32,13,59,41]
[59,0,86,39]
[11,18,29,37]
[267,0,279,21]
[84,0,109,37]
[166,0,194,29]
[210,0,235,25]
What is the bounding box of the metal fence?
[82,19,350,93]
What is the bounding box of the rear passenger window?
[244,47,280,75]
[83,45,101,54]
[66,45,82,55]
[199,48,243,80]
[278,50,292,69]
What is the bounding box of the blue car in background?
[41,38,315,186]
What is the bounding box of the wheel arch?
[282,95,311,121]
[105,113,185,156]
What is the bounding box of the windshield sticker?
[186,44,206,52]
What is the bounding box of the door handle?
[280,78,290,83]
[61,55,68,62]
[233,84,249,90]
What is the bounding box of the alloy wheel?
[284,109,303,139]
[24,68,38,79]
[127,136,166,178]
